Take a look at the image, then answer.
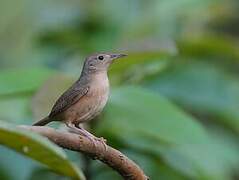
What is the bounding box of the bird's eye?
[98,55,104,60]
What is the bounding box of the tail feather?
[33,117,51,126]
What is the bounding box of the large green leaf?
[110,52,173,74]
[109,52,174,85]
[178,36,239,61]
[122,128,239,179]
[0,121,85,180]
[99,86,208,145]
[144,61,239,132]
[123,150,187,180]
[97,86,237,179]
[0,68,55,96]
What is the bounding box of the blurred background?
[0,0,239,179]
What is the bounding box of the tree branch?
[20,126,148,180]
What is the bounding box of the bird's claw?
[66,123,108,151]
[95,137,108,151]
[97,137,107,143]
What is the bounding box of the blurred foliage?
[0,122,85,179]
[0,0,239,180]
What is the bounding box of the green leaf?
[109,52,174,85]
[124,150,187,180]
[99,86,208,145]
[144,61,239,133]
[31,74,75,120]
[28,168,72,180]
[0,68,55,96]
[122,128,239,179]
[110,51,173,73]
[0,165,11,180]
[0,147,38,180]
[0,96,31,123]
[0,121,85,180]
[178,36,239,61]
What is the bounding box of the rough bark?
[20,126,148,180]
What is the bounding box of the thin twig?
[19,126,148,180]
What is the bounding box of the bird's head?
[83,53,127,73]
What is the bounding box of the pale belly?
[62,73,109,124]
[75,90,109,123]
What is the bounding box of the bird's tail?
[33,117,51,126]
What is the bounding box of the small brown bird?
[33,53,126,146]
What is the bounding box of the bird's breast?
[87,72,110,116]
[68,72,110,123]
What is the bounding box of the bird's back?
[48,77,89,119]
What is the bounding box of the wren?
[33,53,127,147]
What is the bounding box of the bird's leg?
[76,124,108,151]
[66,122,98,148]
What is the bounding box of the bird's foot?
[94,137,107,151]
[66,123,107,150]
[96,137,107,143]
[84,135,107,151]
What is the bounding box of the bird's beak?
[110,54,127,60]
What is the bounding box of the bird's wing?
[49,82,89,118]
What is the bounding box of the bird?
[33,53,127,147]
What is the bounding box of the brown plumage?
[33,53,126,145]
